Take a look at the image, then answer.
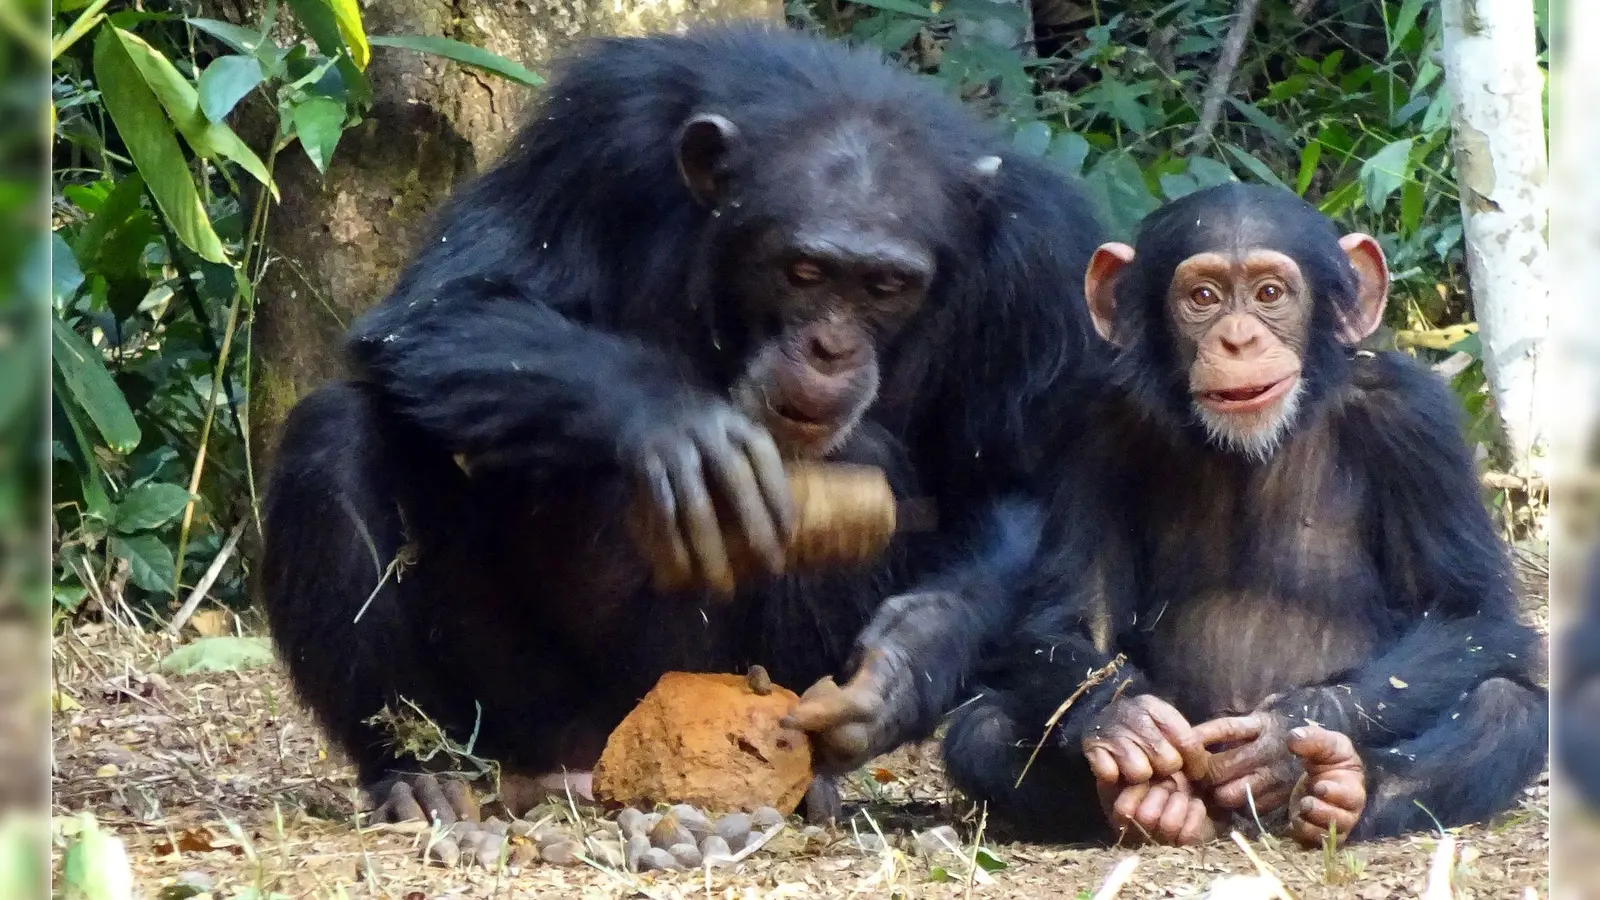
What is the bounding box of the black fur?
[261,25,1104,790]
[944,184,1547,842]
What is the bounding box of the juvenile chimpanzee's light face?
[677,111,964,458]
[1083,184,1390,462]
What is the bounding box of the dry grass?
[50,552,1552,900]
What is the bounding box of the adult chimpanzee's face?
[1083,188,1389,461]
[677,112,958,458]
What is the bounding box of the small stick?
[1090,855,1140,900]
[167,521,245,636]
[1187,0,1264,148]
[1015,654,1125,788]
[1229,831,1296,900]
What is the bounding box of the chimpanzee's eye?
[867,272,908,297]
[788,258,825,285]
[1190,286,1221,308]
[1257,283,1284,304]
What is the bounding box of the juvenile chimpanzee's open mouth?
[775,403,829,426]
[1194,375,1297,415]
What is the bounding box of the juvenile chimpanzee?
[260,25,1105,823]
[942,183,1548,846]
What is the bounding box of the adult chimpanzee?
[942,183,1548,846]
[260,24,1105,824]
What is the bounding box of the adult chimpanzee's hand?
[1192,709,1302,814]
[1082,695,1211,788]
[629,399,795,595]
[781,648,899,773]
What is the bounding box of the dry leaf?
[1389,676,1409,689]
[188,609,230,638]
[870,768,897,784]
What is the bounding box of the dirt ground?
[51,585,1551,900]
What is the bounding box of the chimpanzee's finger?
[1085,746,1121,783]
[781,678,869,732]
[1288,726,1362,771]
[700,431,785,575]
[1112,783,1152,825]
[1310,776,1366,813]
[412,775,458,827]
[1135,783,1173,831]
[1158,789,1193,843]
[1110,736,1155,784]
[1210,771,1278,809]
[729,418,796,541]
[1180,797,1215,845]
[665,443,733,594]
[1192,714,1264,751]
[1143,700,1210,781]
[642,454,692,588]
[1291,796,1361,845]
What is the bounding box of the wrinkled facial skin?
[1168,249,1310,458]
[680,112,958,458]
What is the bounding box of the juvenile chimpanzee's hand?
[629,400,796,595]
[1082,694,1211,788]
[781,648,899,773]
[1192,710,1301,814]
[1098,772,1221,846]
[1285,725,1365,847]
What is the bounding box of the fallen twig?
[167,521,246,637]
[1016,654,1125,788]
[1188,0,1264,148]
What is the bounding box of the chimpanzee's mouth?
[1194,375,1297,415]
[775,403,828,426]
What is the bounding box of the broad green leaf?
[1389,0,1427,54]
[199,55,265,122]
[290,95,346,173]
[158,636,276,675]
[92,29,227,263]
[1011,121,1052,157]
[1045,132,1089,175]
[114,482,193,533]
[186,17,268,55]
[1295,141,1321,196]
[1222,143,1289,191]
[52,231,84,307]
[58,814,134,900]
[1083,152,1157,241]
[1187,156,1235,188]
[1320,50,1345,78]
[1159,172,1200,200]
[328,0,369,69]
[369,34,545,87]
[110,533,175,593]
[287,0,371,106]
[51,319,140,454]
[1225,98,1291,144]
[1317,179,1362,217]
[1400,179,1425,237]
[52,386,113,518]
[109,28,277,199]
[70,171,143,263]
[974,848,1008,873]
[1359,138,1414,212]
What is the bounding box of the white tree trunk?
[1440,0,1549,474]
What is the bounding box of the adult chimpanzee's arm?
[1258,354,1541,742]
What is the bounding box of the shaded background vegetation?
[46,0,1549,633]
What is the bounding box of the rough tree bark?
[245,0,781,475]
[1440,0,1549,473]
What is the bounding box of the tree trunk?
[1440,0,1549,474]
[246,0,782,478]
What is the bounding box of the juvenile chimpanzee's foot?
[1285,725,1365,848]
[363,772,480,825]
[803,776,843,825]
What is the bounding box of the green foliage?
[792,0,1549,451]
[50,1,543,621]
[157,635,275,674]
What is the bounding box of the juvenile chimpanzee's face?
[1083,184,1389,461]
[676,111,981,458]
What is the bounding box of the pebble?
[648,813,692,850]
[640,847,682,872]
[617,807,647,839]
[626,833,652,872]
[699,835,733,862]
[533,825,569,850]
[468,832,508,869]
[669,842,703,868]
[423,836,460,867]
[671,804,713,840]
[175,872,216,892]
[588,837,626,868]
[714,812,752,850]
[853,833,887,853]
[508,843,541,868]
[479,816,510,836]
[751,806,783,830]
[509,819,538,839]
[541,838,582,866]
[801,825,829,845]
[447,821,478,840]
[913,825,960,857]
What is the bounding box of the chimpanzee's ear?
[1085,243,1135,345]
[677,114,740,207]
[1337,233,1389,345]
